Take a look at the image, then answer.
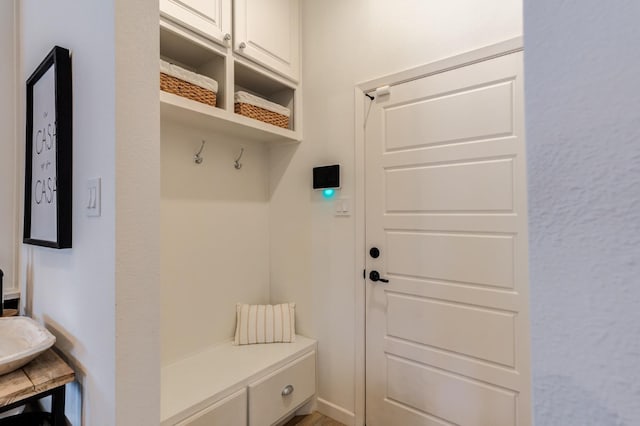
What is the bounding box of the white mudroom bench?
[161,335,317,426]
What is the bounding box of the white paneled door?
[365,51,531,425]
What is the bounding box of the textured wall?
[19,0,160,424]
[524,1,640,424]
[114,0,161,423]
[0,1,17,297]
[19,1,118,422]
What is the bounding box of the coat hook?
[234,147,244,170]
[194,140,206,164]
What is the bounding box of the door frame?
[352,37,523,426]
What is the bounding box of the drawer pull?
[281,384,294,396]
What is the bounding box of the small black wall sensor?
[313,165,340,190]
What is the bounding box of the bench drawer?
[248,351,316,426]
[176,388,247,426]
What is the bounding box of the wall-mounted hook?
[234,147,244,170]
[194,140,206,164]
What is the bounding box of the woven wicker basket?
[235,102,289,129]
[160,72,217,107]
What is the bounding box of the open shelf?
[159,17,301,142]
[234,60,296,131]
[160,91,300,143]
[160,24,227,109]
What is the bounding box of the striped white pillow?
[234,303,296,345]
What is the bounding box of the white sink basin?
[0,317,56,375]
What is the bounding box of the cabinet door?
[175,388,247,426]
[234,0,299,82]
[161,0,232,46]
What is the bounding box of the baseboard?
[316,398,355,426]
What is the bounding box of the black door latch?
[369,270,389,283]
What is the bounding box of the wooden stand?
[0,349,74,425]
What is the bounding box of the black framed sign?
[24,46,72,248]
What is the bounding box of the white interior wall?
[161,121,271,364]
[113,0,160,423]
[19,2,117,422]
[270,0,523,422]
[18,1,160,424]
[0,1,17,298]
[524,1,640,424]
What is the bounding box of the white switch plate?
[335,197,351,216]
[86,178,101,217]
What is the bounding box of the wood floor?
[283,411,345,426]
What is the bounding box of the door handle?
[369,270,389,283]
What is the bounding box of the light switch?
[86,178,101,217]
[335,197,351,216]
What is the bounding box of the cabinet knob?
[224,33,231,41]
[239,42,247,49]
[281,384,294,396]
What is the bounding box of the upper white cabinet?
[233,0,299,82]
[160,0,232,46]
[159,0,302,141]
[161,0,299,82]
